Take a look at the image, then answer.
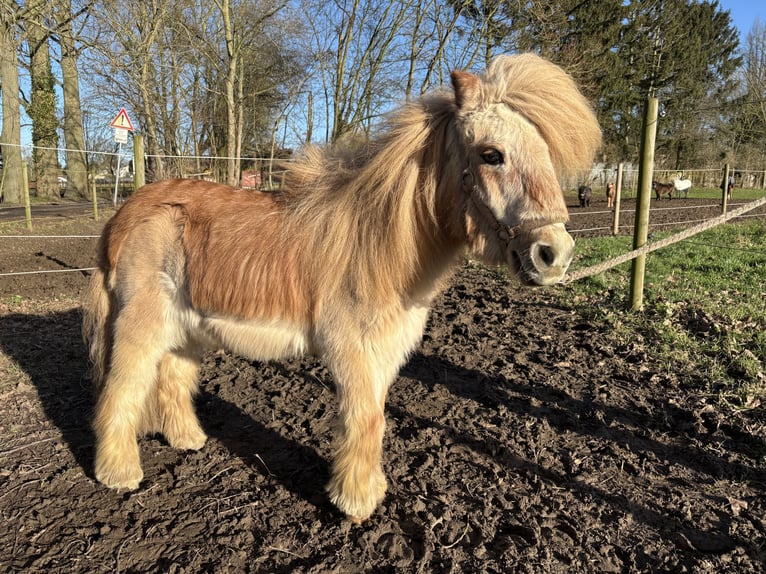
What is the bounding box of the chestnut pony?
[83,54,601,523]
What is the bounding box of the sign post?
[109,108,134,206]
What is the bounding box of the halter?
[461,167,566,250]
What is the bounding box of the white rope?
[0,267,95,277]
[564,196,766,283]
[0,235,100,239]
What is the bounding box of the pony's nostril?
[538,244,555,267]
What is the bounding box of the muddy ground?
[0,195,764,573]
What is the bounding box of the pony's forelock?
[480,54,602,180]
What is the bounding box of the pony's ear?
[451,70,481,111]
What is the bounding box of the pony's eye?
[480,149,504,166]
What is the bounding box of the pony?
[578,185,592,207]
[652,180,674,200]
[606,181,615,208]
[720,175,734,199]
[673,177,692,198]
[82,54,601,523]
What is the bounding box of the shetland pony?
[578,185,592,207]
[82,54,601,523]
[652,180,674,200]
[673,177,692,198]
[606,181,616,208]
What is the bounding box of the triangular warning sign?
[110,108,134,131]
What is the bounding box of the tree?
[55,0,89,198]
[301,0,414,142]
[510,0,740,167]
[0,0,23,204]
[25,0,60,199]
[732,19,766,169]
[83,0,300,184]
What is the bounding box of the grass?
[560,220,766,408]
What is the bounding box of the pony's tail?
[82,268,113,395]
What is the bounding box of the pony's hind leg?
[151,350,207,451]
[93,298,172,490]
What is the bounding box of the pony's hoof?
[327,469,386,523]
[168,429,207,451]
[95,465,143,491]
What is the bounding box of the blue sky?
[719,0,763,38]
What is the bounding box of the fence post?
[133,134,145,190]
[22,161,32,231]
[91,168,99,222]
[721,164,729,214]
[629,97,659,311]
[612,163,623,235]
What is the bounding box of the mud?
[0,196,764,573]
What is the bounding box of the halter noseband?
[461,167,565,249]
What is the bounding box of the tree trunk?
[27,0,60,199]
[219,0,240,187]
[0,10,23,204]
[58,0,88,198]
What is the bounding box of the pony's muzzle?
[508,222,574,286]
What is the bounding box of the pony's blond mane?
[282,94,464,305]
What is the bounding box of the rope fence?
[563,196,766,283]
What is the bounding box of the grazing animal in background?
[606,181,616,208]
[82,54,601,523]
[673,177,692,198]
[578,185,592,207]
[652,180,674,200]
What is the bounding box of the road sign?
[110,108,134,131]
[109,108,133,206]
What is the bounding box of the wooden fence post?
[22,161,31,231]
[629,97,659,311]
[612,163,623,235]
[133,134,145,191]
[91,168,99,222]
[721,163,729,215]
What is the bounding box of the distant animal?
[81,54,601,524]
[606,182,615,208]
[720,175,734,199]
[652,180,674,200]
[578,185,592,207]
[673,177,692,198]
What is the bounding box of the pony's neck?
[286,93,469,305]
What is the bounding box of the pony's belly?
[199,315,310,361]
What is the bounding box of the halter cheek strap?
[461,167,565,249]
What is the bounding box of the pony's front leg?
[326,356,392,523]
[323,307,429,523]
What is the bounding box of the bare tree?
[0,0,23,203]
[302,0,419,142]
[55,0,88,198]
[25,0,60,199]
[736,19,766,169]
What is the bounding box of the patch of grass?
[561,221,766,408]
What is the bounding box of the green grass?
[560,220,766,408]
